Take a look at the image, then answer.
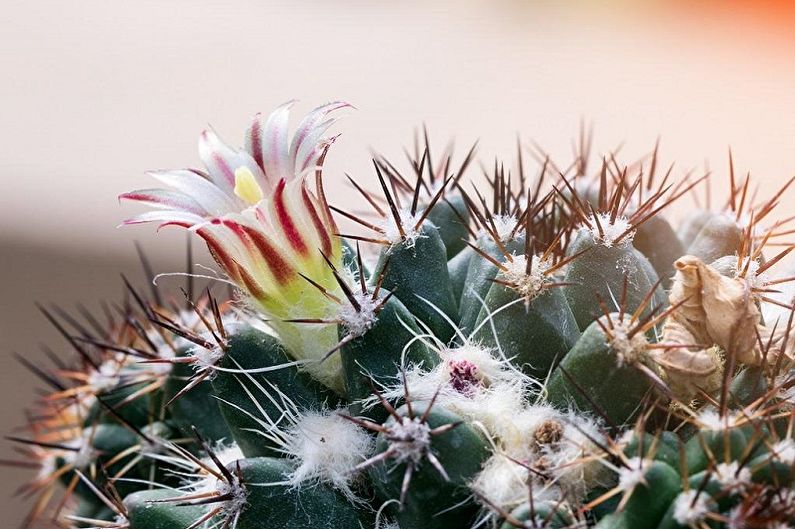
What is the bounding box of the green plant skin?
[563,229,665,332]
[58,423,142,501]
[678,210,715,249]
[546,314,656,425]
[458,234,525,335]
[448,244,475,303]
[211,326,336,457]
[340,291,439,414]
[473,283,580,381]
[730,366,768,407]
[633,215,684,284]
[369,402,490,529]
[623,431,681,470]
[594,461,681,529]
[499,501,575,528]
[427,193,470,259]
[370,222,458,344]
[125,489,209,529]
[686,214,743,264]
[84,376,160,429]
[164,353,230,443]
[684,427,748,475]
[234,457,367,529]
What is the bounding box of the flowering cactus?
[9,102,795,529]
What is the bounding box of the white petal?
[148,169,239,216]
[198,128,269,194]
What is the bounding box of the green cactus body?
[684,427,748,475]
[371,222,458,344]
[235,457,366,529]
[125,489,209,529]
[340,291,439,406]
[563,229,665,331]
[448,244,475,303]
[685,214,743,264]
[427,193,470,258]
[210,327,336,457]
[473,283,580,380]
[546,314,656,425]
[164,354,230,442]
[369,402,489,529]
[57,423,141,500]
[594,461,681,529]
[85,377,160,429]
[633,215,684,284]
[623,431,681,470]
[677,210,715,249]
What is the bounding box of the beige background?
[2,1,795,524]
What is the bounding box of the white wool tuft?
[381,208,425,248]
[282,410,374,500]
[472,455,560,512]
[587,213,634,247]
[673,489,713,525]
[338,291,380,338]
[499,253,552,299]
[63,429,96,470]
[697,409,741,431]
[773,439,795,465]
[481,214,520,242]
[188,344,225,372]
[387,417,432,464]
[617,457,648,492]
[608,320,649,367]
[87,360,122,392]
[714,461,751,491]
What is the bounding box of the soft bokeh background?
[2,0,794,523]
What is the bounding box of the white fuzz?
[697,408,741,431]
[189,442,245,495]
[608,320,649,367]
[499,253,552,299]
[63,429,96,470]
[617,457,647,492]
[282,410,374,500]
[382,208,425,248]
[472,455,559,512]
[773,439,795,465]
[714,461,751,491]
[338,291,380,338]
[387,417,432,464]
[587,213,634,247]
[673,489,713,526]
[544,413,610,501]
[369,343,532,442]
[486,214,521,242]
[87,360,123,392]
[188,344,225,373]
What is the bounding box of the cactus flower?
[121,101,351,389]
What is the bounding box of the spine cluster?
[9,103,795,529]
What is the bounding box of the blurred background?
[2,0,795,523]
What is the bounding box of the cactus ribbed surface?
[9,102,795,529]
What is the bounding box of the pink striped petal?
[259,100,296,181]
[198,129,269,194]
[148,169,238,215]
[119,188,208,214]
[121,210,207,227]
[289,101,352,164]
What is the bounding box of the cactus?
[9,102,795,529]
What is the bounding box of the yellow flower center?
[234,167,264,205]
